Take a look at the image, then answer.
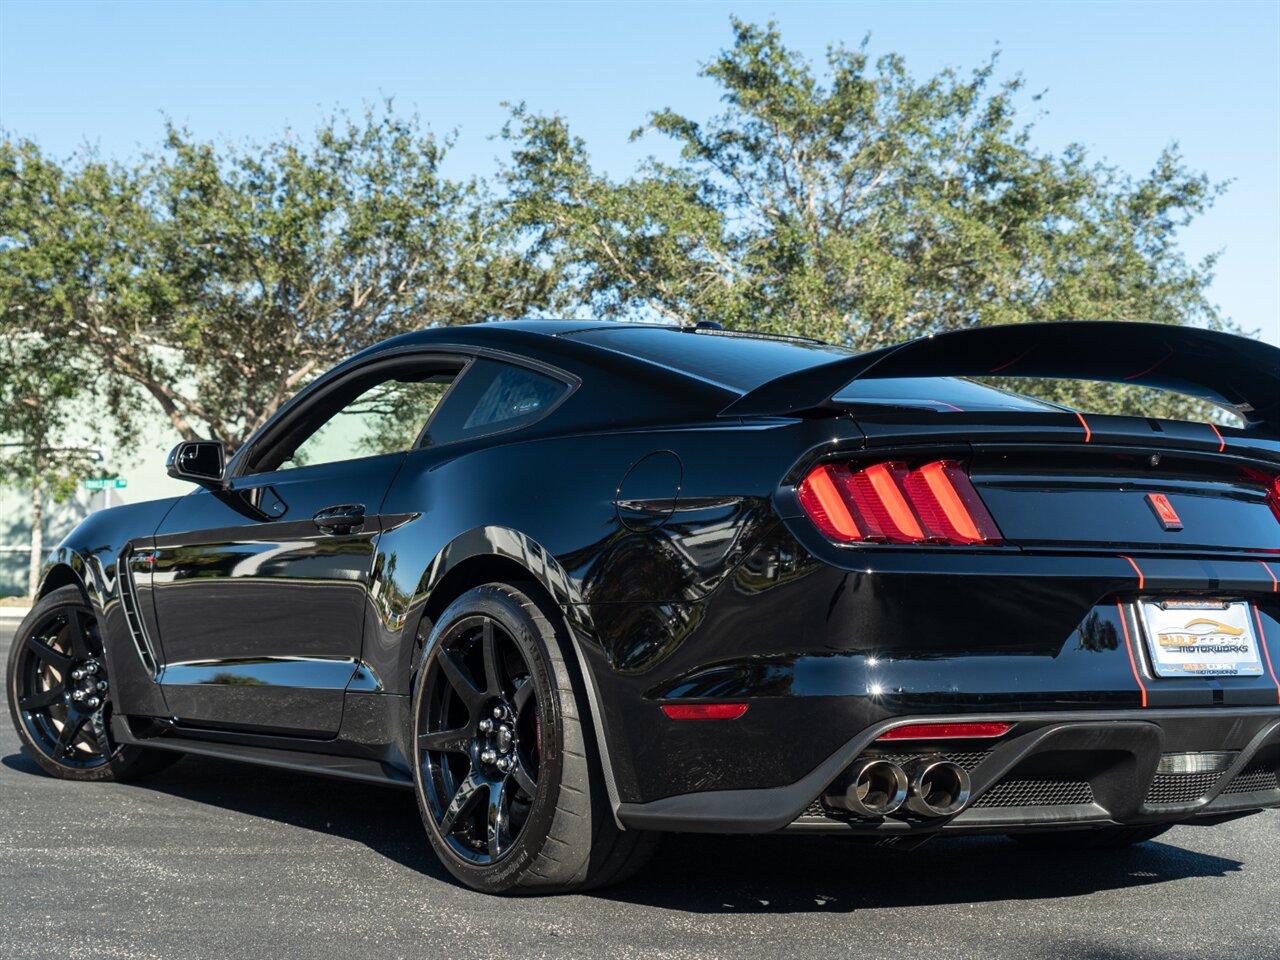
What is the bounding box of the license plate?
[1139,599,1263,678]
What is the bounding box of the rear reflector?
[1156,751,1236,776]
[799,459,1002,545]
[877,722,1012,741]
[661,703,749,721]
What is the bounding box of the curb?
[0,607,32,620]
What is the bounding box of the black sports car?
[7,319,1280,894]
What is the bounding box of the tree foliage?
[0,331,102,595]
[502,18,1236,417]
[1,106,559,451]
[0,17,1247,471]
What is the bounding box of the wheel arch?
[38,562,89,602]
[418,553,545,640]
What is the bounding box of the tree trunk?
[26,474,42,600]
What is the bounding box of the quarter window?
[423,359,568,446]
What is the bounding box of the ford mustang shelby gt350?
[7,320,1280,894]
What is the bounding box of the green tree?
[0,140,119,595]
[142,106,560,448]
[1,106,560,454]
[0,337,102,597]
[503,19,1239,418]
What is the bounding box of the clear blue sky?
[2,0,1277,344]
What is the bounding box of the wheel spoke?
[510,757,537,798]
[512,677,534,715]
[418,726,472,755]
[439,770,484,836]
[19,683,65,710]
[487,776,512,860]
[88,713,112,758]
[438,648,483,711]
[480,620,502,696]
[64,611,91,660]
[55,713,88,755]
[24,635,71,672]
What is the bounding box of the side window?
[424,359,568,446]
[267,368,460,473]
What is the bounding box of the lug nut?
[479,719,492,733]
[71,690,86,701]
[493,706,504,719]
[85,663,99,674]
[96,680,108,691]
[481,749,497,765]
[72,669,85,680]
[498,757,513,772]
[87,697,101,709]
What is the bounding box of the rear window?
[570,327,1054,413]
[568,327,853,391]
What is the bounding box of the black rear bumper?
[615,709,1280,834]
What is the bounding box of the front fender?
[38,498,181,717]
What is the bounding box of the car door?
[149,353,464,736]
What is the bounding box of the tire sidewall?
[411,584,568,893]
[6,585,145,782]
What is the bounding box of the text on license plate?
[1138,599,1263,678]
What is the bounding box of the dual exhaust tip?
[824,757,971,819]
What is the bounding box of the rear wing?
[719,321,1280,434]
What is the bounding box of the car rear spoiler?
[719,321,1280,434]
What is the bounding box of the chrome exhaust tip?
[824,758,909,817]
[904,758,972,817]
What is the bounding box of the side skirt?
[113,690,414,789]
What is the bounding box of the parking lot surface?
[1,621,1277,960]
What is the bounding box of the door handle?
[313,504,366,534]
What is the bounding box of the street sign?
[83,478,128,490]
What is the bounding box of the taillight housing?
[798,459,1002,545]
[1268,476,1280,525]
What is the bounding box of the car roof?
[353,320,1055,417]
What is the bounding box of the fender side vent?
[118,548,158,678]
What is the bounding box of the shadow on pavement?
[596,829,1245,914]
[4,748,450,881]
[4,747,1249,915]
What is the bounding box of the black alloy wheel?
[417,611,542,864]
[6,585,179,782]
[411,582,655,894]
[14,602,113,769]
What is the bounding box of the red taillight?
[1267,477,1280,525]
[661,703,749,720]
[797,465,865,541]
[877,722,1012,741]
[849,463,925,542]
[798,459,1002,546]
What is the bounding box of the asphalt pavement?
[1,620,1278,960]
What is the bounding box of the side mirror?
[166,440,226,489]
